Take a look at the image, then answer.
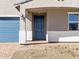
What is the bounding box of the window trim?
[68,12,79,31]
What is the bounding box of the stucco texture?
[0,0,19,15]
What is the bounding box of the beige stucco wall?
[0,0,19,15]
[47,9,68,31]
[46,8,79,42]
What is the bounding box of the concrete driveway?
[0,43,19,59]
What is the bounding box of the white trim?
[78,15,79,30]
[68,21,78,23]
[26,31,32,40]
[68,12,69,30]
[19,30,26,44]
[46,34,48,42]
[0,15,20,17]
[68,12,79,14]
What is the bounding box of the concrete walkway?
[0,43,19,59]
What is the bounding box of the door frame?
[32,13,46,41]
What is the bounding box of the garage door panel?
[0,27,19,31]
[0,17,19,42]
[0,21,19,26]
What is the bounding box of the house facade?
[15,0,79,44]
[0,0,19,42]
[0,0,79,44]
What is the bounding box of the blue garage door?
[0,17,19,42]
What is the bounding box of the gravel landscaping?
[11,43,79,59]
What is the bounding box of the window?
[68,13,79,31]
[57,0,64,1]
[62,0,64,1]
[57,0,60,1]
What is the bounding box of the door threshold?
[27,40,47,45]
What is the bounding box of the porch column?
[25,11,32,41]
[19,6,26,44]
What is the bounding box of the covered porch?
[19,7,79,44]
[16,0,79,44]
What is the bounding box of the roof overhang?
[14,0,32,11]
[20,0,79,9]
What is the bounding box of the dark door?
[33,15,45,40]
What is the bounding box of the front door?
[33,15,45,40]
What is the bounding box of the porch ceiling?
[21,0,79,9]
[26,7,79,13]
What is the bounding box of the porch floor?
[27,40,47,45]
